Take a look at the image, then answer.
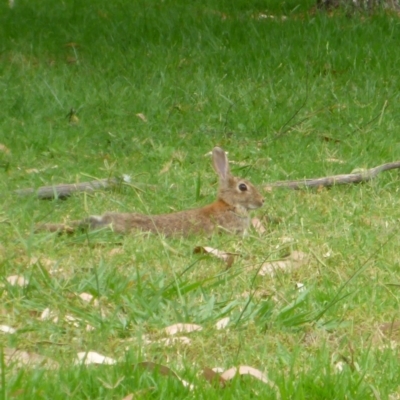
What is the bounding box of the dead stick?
[265,161,400,190]
[14,177,122,199]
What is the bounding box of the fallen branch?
[14,177,125,199]
[265,161,400,190]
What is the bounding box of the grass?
[1,0,400,398]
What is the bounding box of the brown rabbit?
[38,147,264,236]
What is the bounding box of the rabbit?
[37,147,264,237]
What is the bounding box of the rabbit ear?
[212,147,230,181]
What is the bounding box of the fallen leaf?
[79,292,99,307]
[39,308,58,322]
[159,159,173,174]
[205,365,278,392]
[29,256,55,268]
[0,144,10,154]
[215,317,230,330]
[194,246,239,265]
[295,282,306,292]
[379,321,400,337]
[279,236,295,244]
[109,248,124,256]
[40,308,54,321]
[75,351,116,365]
[258,251,308,277]
[258,260,291,276]
[203,367,226,388]
[135,113,147,122]
[3,348,58,369]
[79,292,94,303]
[135,362,194,390]
[251,218,266,234]
[158,336,192,346]
[334,361,345,373]
[0,325,16,334]
[164,323,202,336]
[221,366,270,383]
[121,389,155,400]
[6,275,28,287]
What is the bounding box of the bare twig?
[265,161,400,190]
[14,177,123,199]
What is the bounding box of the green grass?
[1,0,400,398]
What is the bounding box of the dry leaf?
[379,321,400,338]
[220,366,269,383]
[206,365,278,392]
[194,246,239,265]
[79,292,95,303]
[109,248,124,256]
[164,323,202,336]
[40,308,54,321]
[215,317,230,330]
[258,251,308,277]
[6,275,28,287]
[334,361,345,373]
[40,308,51,321]
[279,236,295,244]
[159,159,173,174]
[3,348,58,369]
[121,389,155,400]
[251,218,266,234]
[135,113,147,122]
[75,351,116,365]
[295,282,306,292]
[79,292,94,302]
[0,144,10,154]
[158,337,192,346]
[65,315,80,327]
[135,362,194,390]
[29,256,55,268]
[0,325,16,334]
[203,367,226,387]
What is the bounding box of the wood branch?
[265,161,400,190]
[14,177,123,199]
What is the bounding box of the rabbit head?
[212,147,264,211]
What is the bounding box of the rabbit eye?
[238,183,248,192]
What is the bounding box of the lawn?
[1,0,400,398]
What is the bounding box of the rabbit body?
[38,147,264,237]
